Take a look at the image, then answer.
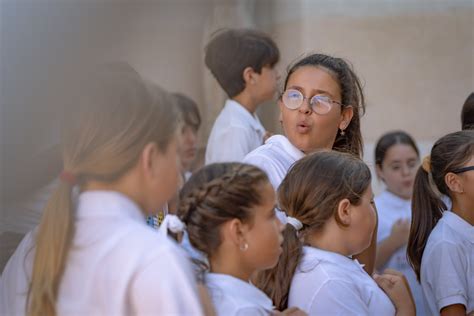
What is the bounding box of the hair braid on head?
[179,165,243,222]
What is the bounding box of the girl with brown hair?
[256,150,415,315]
[407,130,474,315]
[175,162,305,316]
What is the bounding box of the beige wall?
[2,0,472,192]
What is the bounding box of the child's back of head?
[204,28,279,98]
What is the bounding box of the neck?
[209,250,252,282]
[232,93,258,114]
[305,222,353,257]
[451,197,474,225]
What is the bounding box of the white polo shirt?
[288,246,396,315]
[421,211,473,315]
[376,190,427,316]
[205,99,265,164]
[206,273,274,316]
[0,191,203,316]
[243,135,305,190]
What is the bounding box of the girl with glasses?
[243,53,375,274]
[407,130,474,316]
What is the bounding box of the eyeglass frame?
[279,88,348,115]
[452,166,474,174]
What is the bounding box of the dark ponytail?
[255,224,302,310]
[407,130,474,280]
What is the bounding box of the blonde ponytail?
[27,181,75,316]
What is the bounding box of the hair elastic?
[286,216,303,231]
[59,171,77,185]
[422,155,431,173]
[158,214,186,237]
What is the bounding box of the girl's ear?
[339,106,354,131]
[140,142,160,180]
[375,164,385,182]
[225,218,250,250]
[445,172,464,194]
[335,198,352,226]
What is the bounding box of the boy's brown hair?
[204,28,279,98]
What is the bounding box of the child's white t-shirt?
[376,190,427,316]
[288,246,396,315]
[243,135,304,190]
[205,99,265,164]
[206,273,274,316]
[0,191,203,316]
[421,211,473,315]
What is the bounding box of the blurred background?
[1,0,473,236]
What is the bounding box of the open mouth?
[296,121,311,133]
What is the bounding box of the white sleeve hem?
[437,295,467,312]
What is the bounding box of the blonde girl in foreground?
[0,64,203,315]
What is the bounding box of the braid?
[177,163,269,256]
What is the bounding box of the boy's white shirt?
[375,190,427,316]
[288,246,396,315]
[205,99,265,164]
[206,273,273,316]
[421,210,473,315]
[0,191,203,316]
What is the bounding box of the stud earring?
[340,129,346,136]
[240,243,249,251]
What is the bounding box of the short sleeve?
[422,241,468,312]
[306,280,369,316]
[243,154,282,190]
[129,248,203,315]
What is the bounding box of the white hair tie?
[158,214,186,237]
[286,216,303,231]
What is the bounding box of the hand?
[389,219,410,248]
[273,307,307,316]
[263,131,273,143]
[374,269,415,316]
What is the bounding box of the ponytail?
[407,130,474,281]
[407,167,445,281]
[255,224,302,310]
[27,181,75,316]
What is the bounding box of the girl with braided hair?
[174,162,305,316]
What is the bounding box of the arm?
[374,271,415,316]
[375,219,410,270]
[440,304,467,316]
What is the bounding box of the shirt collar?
[76,190,146,223]
[300,246,366,274]
[266,135,305,162]
[206,273,273,312]
[442,211,474,243]
[225,99,264,132]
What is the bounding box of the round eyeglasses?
[281,89,344,115]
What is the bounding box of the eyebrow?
[389,158,419,164]
[287,85,336,99]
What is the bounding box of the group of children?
[0,28,473,316]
